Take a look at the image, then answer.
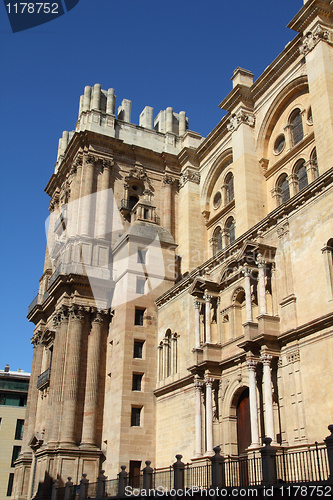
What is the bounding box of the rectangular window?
[11,446,21,467]
[15,419,25,440]
[132,373,143,391]
[134,308,145,326]
[136,278,146,295]
[0,393,27,406]
[7,473,14,496]
[137,249,147,264]
[131,407,142,427]
[133,340,144,359]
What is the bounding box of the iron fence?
[224,453,262,487]
[185,462,211,489]
[55,443,330,498]
[276,444,329,483]
[152,466,173,491]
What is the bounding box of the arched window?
[277,174,290,204]
[295,160,308,191]
[225,173,234,203]
[225,217,235,245]
[212,227,222,255]
[290,109,303,146]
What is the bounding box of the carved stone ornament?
[92,309,108,324]
[300,25,330,56]
[246,359,258,371]
[277,221,289,239]
[69,304,85,322]
[227,110,255,133]
[85,153,98,165]
[178,169,200,189]
[163,174,175,185]
[286,348,300,365]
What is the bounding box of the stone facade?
[13,0,333,497]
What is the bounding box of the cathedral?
[13,0,333,497]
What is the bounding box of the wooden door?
[129,460,141,488]
[236,388,251,486]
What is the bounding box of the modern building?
[13,0,333,497]
[0,366,30,500]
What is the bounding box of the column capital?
[299,25,331,56]
[227,109,255,133]
[243,263,252,277]
[246,359,259,371]
[203,293,213,302]
[260,353,273,366]
[69,304,86,322]
[204,376,214,387]
[92,309,108,325]
[194,377,204,390]
[194,300,201,309]
[256,253,266,268]
[85,153,98,165]
[163,174,175,185]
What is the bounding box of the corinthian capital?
[299,25,330,56]
[163,174,175,185]
[227,109,255,133]
[69,304,85,322]
[260,353,273,366]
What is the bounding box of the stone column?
[194,377,203,458]
[163,338,169,379]
[171,334,177,375]
[194,300,201,348]
[96,160,112,239]
[257,254,267,316]
[69,156,83,239]
[81,311,105,448]
[48,306,69,445]
[246,359,260,448]
[205,376,214,455]
[204,294,212,343]
[80,154,95,237]
[261,354,275,443]
[21,336,44,454]
[288,173,298,197]
[243,264,253,322]
[60,305,85,446]
[162,175,173,234]
[305,159,318,183]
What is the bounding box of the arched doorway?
[236,387,251,456]
[236,387,251,486]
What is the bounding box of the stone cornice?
[196,115,231,159]
[251,35,303,102]
[287,0,333,33]
[155,166,333,308]
[154,374,193,397]
[219,84,253,113]
[278,311,333,346]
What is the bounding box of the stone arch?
[221,378,250,456]
[201,148,233,212]
[257,76,309,159]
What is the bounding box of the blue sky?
[0,0,303,372]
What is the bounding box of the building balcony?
[36,368,51,390]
